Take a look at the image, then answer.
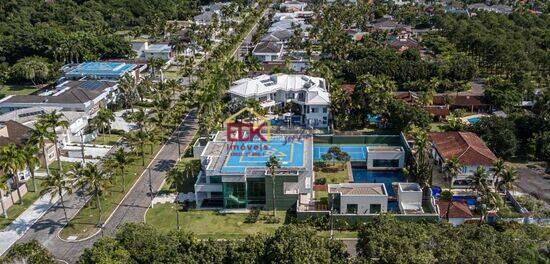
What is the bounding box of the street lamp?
[148,168,154,208]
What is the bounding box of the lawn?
[315,166,350,184]
[39,161,76,174]
[161,158,200,194]
[145,207,288,239]
[90,134,122,146]
[0,85,39,96]
[59,144,162,240]
[0,179,45,229]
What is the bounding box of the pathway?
[0,192,59,256]
[15,111,198,263]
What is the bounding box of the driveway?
[514,165,550,204]
[17,111,198,263]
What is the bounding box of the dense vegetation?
[5,217,548,263]
[0,0,202,84]
[357,216,550,264]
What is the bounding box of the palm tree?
[110,148,131,193]
[497,166,518,192]
[77,163,111,227]
[94,108,115,141]
[29,122,55,177]
[0,144,25,203]
[0,175,9,218]
[491,159,505,188]
[467,166,490,196]
[445,156,462,189]
[21,144,40,192]
[40,170,73,223]
[68,162,84,180]
[38,111,69,172]
[266,156,281,217]
[440,190,454,221]
[119,74,138,110]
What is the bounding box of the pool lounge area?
[351,168,405,196]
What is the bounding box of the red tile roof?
[428,131,497,166]
[341,84,355,94]
[424,106,450,117]
[395,91,418,104]
[433,94,488,106]
[437,200,473,218]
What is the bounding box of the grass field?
[0,179,45,229]
[59,144,162,240]
[315,166,350,184]
[145,207,288,239]
[0,85,39,95]
[90,134,122,146]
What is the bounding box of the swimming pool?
[313,144,367,161]
[222,140,304,173]
[351,168,405,196]
[467,117,481,124]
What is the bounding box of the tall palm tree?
[0,174,9,218]
[491,159,505,188]
[497,166,518,192]
[38,111,69,172]
[0,144,25,203]
[445,156,462,189]
[266,156,281,217]
[21,144,40,192]
[77,163,111,227]
[40,170,73,223]
[110,148,131,193]
[119,74,138,110]
[467,166,490,196]
[29,122,55,177]
[94,108,115,141]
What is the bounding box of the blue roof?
[65,62,136,79]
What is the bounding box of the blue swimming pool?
[313,144,367,161]
[351,168,405,196]
[222,140,304,173]
[467,117,481,124]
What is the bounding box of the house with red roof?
[428,131,497,188]
[437,200,475,226]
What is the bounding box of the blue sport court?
[313,144,367,161]
[222,140,304,173]
[66,62,136,79]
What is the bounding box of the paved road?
[18,111,198,263]
[515,166,550,204]
[233,8,270,61]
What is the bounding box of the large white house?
[228,74,330,128]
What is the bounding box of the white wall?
[366,149,405,170]
[340,195,388,214]
[305,105,329,128]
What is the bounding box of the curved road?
[18,111,198,263]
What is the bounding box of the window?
[372,159,400,168]
[209,176,222,184]
[247,178,266,205]
[323,107,327,113]
[346,204,358,214]
[369,204,381,213]
[311,107,317,113]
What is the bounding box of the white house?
[132,41,173,62]
[228,74,331,128]
[252,42,284,62]
[280,1,307,12]
[0,80,119,117]
[366,146,405,170]
[328,183,388,214]
[429,132,498,188]
[397,182,424,214]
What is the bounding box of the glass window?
[370,204,381,213]
[223,182,247,209]
[323,107,327,113]
[247,178,266,205]
[346,204,358,214]
[209,176,222,183]
[372,159,400,168]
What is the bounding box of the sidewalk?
[0,192,59,256]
